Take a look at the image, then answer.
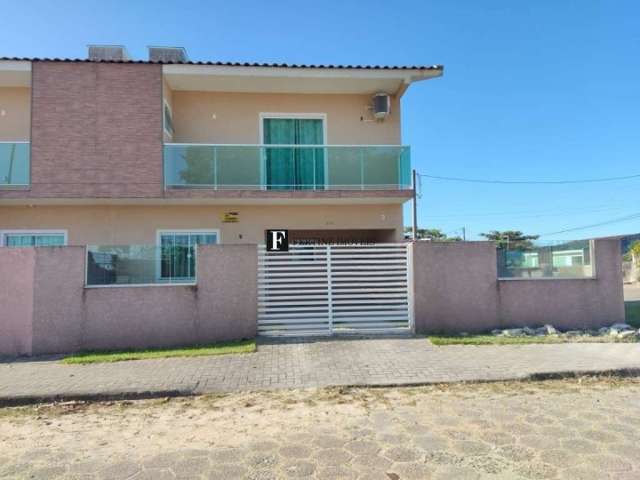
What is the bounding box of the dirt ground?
[1,378,640,479]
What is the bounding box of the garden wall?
[0,245,257,356]
[413,238,625,333]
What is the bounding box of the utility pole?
[412,169,418,241]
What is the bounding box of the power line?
[539,212,640,237]
[419,172,640,185]
[425,204,632,220]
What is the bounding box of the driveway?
[1,337,640,403]
[1,379,640,479]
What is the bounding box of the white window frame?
[155,229,221,282]
[0,229,68,247]
[258,113,328,189]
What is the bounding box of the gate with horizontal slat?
[258,243,413,336]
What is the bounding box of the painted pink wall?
[80,244,257,351]
[0,240,625,356]
[31,247,85,354]
[1,245,257,356]
[413,239,625,333]
[413,241,499,333]
[497,239,625,330]
[0,249,34,356]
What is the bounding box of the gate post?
[326,244,333,334]
[407,242,415,333]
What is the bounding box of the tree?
[480,230,539,250]
[403,227,461,242]
[631,241,640,276]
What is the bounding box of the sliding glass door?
[263,118,325,190]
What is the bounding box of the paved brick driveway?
[1,337,640,402]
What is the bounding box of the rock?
[522,327,536,336]
[491,329,502,336]
[618,330,637,339]
[598,327,610,336]
[535,324,557,335]
[610,323,633,331]
[503,328,525,337]
[564,330,583,337]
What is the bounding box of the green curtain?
[264,118,324,190]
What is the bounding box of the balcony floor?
[163,187,413,204]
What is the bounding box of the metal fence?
[257,243,413,336]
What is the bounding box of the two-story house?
[0,46,442,277]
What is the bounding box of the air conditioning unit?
[372,93,391,120]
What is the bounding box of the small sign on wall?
[222,211,239,223]
[266,229,289,252]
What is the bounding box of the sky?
[2,0,639,240]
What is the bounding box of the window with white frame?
[1,230,67,247]
[157,230,219,280]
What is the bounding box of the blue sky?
[2,1,639,240]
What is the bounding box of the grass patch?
[61,339,256,364]
[626,301,640,328]
[428,335,636,346]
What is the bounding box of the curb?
[0,389,196,408]
[2,368,640,408]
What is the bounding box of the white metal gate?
[258,243,413,336]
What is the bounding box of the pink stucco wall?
[0,249,34,356]
[0,240,625,356]
[413,239,625,333]
[496,239,625,330]
[1,245,257,356]
[412,241,500,333]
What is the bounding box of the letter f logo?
[267,230,289,251]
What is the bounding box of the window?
[163,101,174,137]
[157,230,219,280]
[552,249,585,268]
[1,230,67,247]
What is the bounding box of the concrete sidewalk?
[1,337,640,405]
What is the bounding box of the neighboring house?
[0,45,443,274]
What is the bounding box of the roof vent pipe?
[148,46,189,63]
[88,45,131,61]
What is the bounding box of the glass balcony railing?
[163,144,411,191]
[0,142,30,187]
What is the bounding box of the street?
[1,378,639,479]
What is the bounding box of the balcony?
[0,142,30,188]
[163,144,411,191]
